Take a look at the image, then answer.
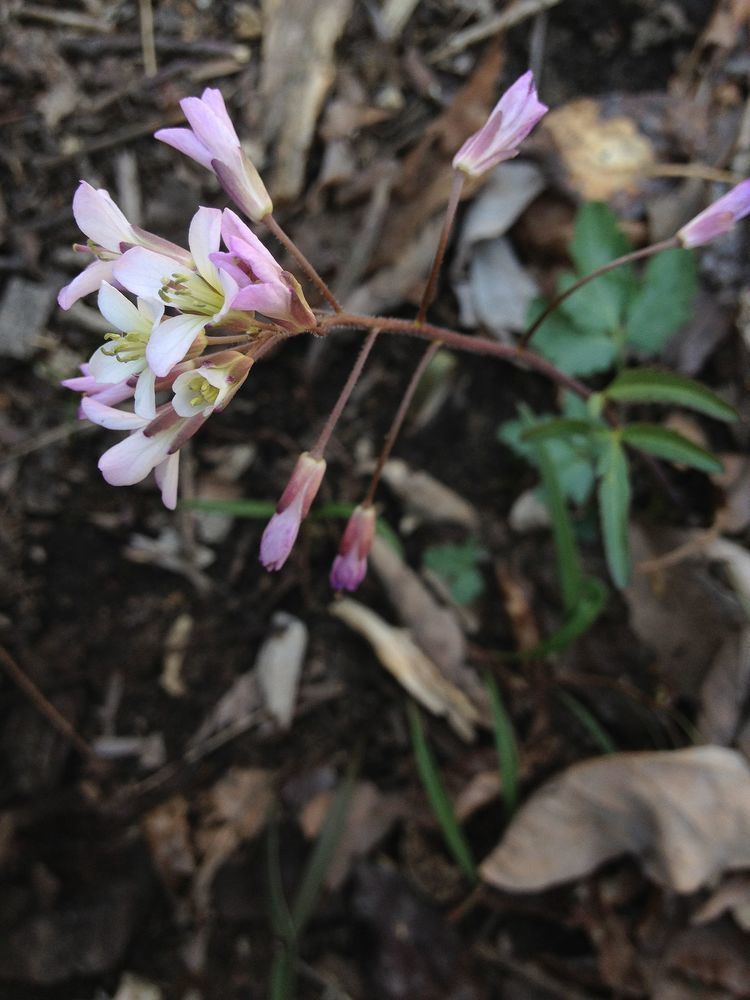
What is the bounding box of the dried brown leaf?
[331,597,481,740]
[481,747,750,894]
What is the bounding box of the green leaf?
[521,576,608,657]
[181,497,276,518]
[423,538,485,606]
[485,674,519,818]
[604,369,738,422]
[499,400,600,505]
[529,301,618,377]
[597,436,631,588]
[622,423,723,474]
[556,690,617,754]
[291,759,357,933]
[535,438,583,611]
[407,701,477,881]
[625,248,697,355]
[568,202,634,325]
[522,418,607,445]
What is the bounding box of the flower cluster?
[60,172,313,509]
[59,79,750,592]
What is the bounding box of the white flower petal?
[146,314,207,377]
[134,366,157,420]
[188,207,222,287]
[88,345,142,384]
[58,259,114,310]
[98,429,171,486]
[81,397,147,430]
[114,247,179,299]
[154,452,181,509]
[73,181,134,252]
[98,282,142,332]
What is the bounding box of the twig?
[429,0,563,62]
[138,0,158,77]
[644,163,740,184]
[0,646,97,763]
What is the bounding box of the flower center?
[160,272,223,316]
[102,328,149,362]
[186,375,219,408]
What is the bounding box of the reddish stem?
[263,213,343,313]
[310,328,380,459]
[416,171,465,323]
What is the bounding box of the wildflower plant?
[60,77,746,610]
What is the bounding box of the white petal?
[98,282,141,332]
[113,247,178,299]
[213,268,239,321]
[146,314,207,377]
[154,452,181,509]
[73,181,134,252]
[58,259,114,310]
[189,207,222,287]
[134,367,157,420]
[88,345,142,384]
[98,429,171,486]
[136,297,165,327]
[81,397,147,430]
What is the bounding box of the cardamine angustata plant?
[59,76,750,592]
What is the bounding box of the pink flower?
[58,181,190,310]
[62,363,135,418]
[330,505,376,592]
[210,210,315,331]
[114,207,239,378]
[677,178,750,248]
[452,70,548,177]
[155,88,273,223]
[82,398,186,509]
[260,452,326,571]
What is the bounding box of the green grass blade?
[535,439,583,611]
[557,690,617,754]
[597,436,631,589]
[485,674,519,818]
[290,756,358,934]
[407,700,477,881]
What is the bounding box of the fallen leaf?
[456,237,539,335]
[453,769,502,822]
[714,454,750,534]
[188,669,261,747]
[261,0,353,201]
[256,611,308,730]
[698,627,750,745]
[142,796,196,890]
[331,597,481,740]
[481,746,750,894]
[543,98,655,200]
[160,613,193,698]
[380,459,480,532]
[113,972,163,1000]
[693,873,750,931]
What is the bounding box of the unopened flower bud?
[260,452,326,571]
[452,70,548,178]
[330,505,376,592]
[677,178,750,248]
[155,88,273,222]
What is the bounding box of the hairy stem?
[263,213,343,313]
[363,340,441,506]
[310,328,380,459]
[317,312,592,401]
[416,171,465,323]
[519,237,679,349]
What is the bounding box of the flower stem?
[310,328,380,459]
[416,171,465,323]
[519,237,679,349]
[263,213,343,313]
[363,340,441,506]
[317,312,592,401]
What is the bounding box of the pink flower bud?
[330,505,376,592]
[155,88,273,223]
[452,70,548,177]
[677,178,750,248]
[260,453,326,571]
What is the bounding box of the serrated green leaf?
[622,423,723,474]
[597,436,631,588]
[499,401,599,505]
[625,248,697,355]
[557,267,625,336]
[568,202,635,325]
[604,369,738,421]
[528,301,618,377]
